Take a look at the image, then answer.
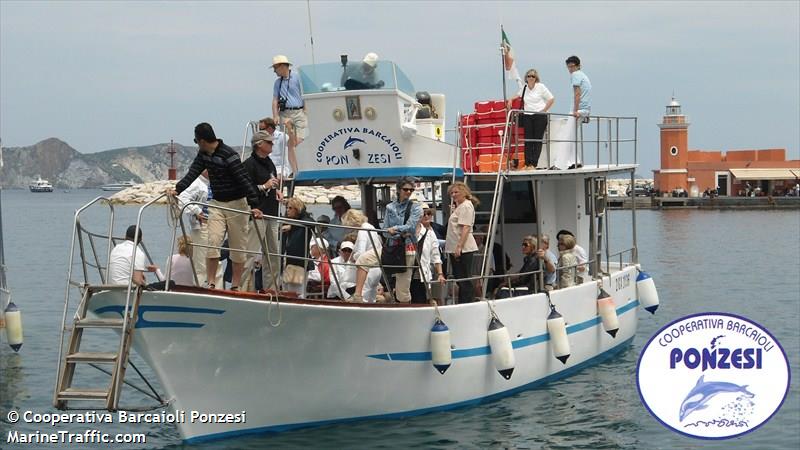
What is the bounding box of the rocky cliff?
[0,138,201,189]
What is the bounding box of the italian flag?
[501,28,524,91]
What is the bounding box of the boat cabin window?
[299,61,415,96]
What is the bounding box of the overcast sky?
[1,1,798,173]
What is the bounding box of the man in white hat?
[271,54,308,144]
[341,52,384,90]
[328,240,357,300]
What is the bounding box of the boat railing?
[457,109,639,172]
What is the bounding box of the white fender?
[546,307,570,364]
[597,288,619,338]
[487,316,515,379]
[430,318,451,374]
[4,301,23,352]
[636,270,660,314]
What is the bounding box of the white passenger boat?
[28,176,54,192]
[54,58,660,443]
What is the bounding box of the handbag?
[517,84,527,126]
[380,202,413,275]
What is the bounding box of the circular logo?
[637,312,790,439]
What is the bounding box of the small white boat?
[54,57,659,443]
[29,177,54,192]
[100,180,137,191]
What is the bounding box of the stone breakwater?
[107,180,362,206]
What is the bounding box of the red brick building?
[653,98,799,196]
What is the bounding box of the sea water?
[0,190,797,449]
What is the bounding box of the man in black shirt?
[243,131,282,291]
[170,122,262,291]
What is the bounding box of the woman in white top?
[341,209,383,302]
[410,204,445,303]
[168,235,196,286]
[445,182,480,304]
[507,68,555,169]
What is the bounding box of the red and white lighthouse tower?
[653,97,690,192]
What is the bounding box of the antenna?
[306,0,316,66]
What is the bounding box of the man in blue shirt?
[566,55,592,119]
[271,54,308,144]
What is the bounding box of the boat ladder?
[54,284,140,410]
[588,177,609,277]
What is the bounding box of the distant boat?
[29,177,54,193]
[100,180,137,191]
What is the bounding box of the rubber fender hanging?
[4,301,23,352]
[430,318,452,374]
[546,307,570,364]
[636,270,660,314]
[597,288,620,338]
[487,316,515,380]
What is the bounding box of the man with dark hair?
[565,55,592,120]
[243,130,281,291]
[328,195,351,251]
[108,225,162,286]
[169,122,263,291]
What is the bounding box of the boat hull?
[88,265,641,442]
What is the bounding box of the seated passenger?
[307,237,331,294]
[494,235,540,298]
[341,209,382,302]
[108,225,163,287]
[168,235,196,286]
[341,52,385,90]
[557,234,578,289]
[537,234,558,290]
[328,240,357,300]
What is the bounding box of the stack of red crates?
[459,98,524,173]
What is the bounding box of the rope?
[266,291,282,327]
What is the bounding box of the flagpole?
[500,25,508,109]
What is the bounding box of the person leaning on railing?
[169,122,263,292]
[351,177,422,303]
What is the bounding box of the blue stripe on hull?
[185,301,640,444]
[294,167,464,181]
[368,299,640,362]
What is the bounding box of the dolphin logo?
[679,375,755,422]
[344,136,366,149]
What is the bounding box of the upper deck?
[294,60,460,185]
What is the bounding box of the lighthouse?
[653,97,690,193]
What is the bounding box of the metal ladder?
[54,283,140,410]
[588,177,608,277]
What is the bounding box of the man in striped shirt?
[171,122,263,291]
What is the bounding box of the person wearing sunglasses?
[410,204,445,303]
[351,177,422,303]
[507,68,555,170]
[495,235,540,299]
